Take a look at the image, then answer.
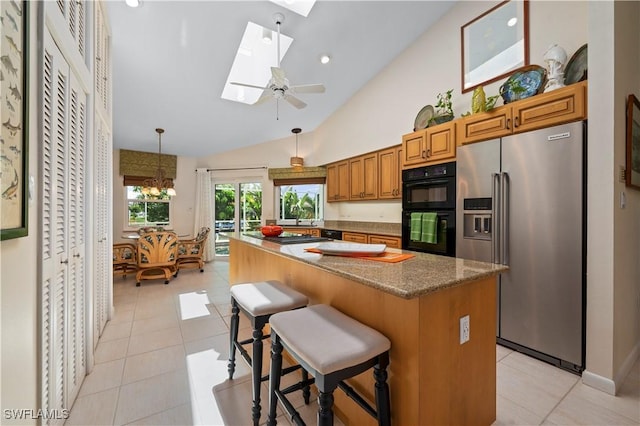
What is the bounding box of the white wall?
[0,4,39,421]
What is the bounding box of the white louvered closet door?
[56,0,87,60]
[93,0,113,345]
[93,116,111,345]
[41,30,88,421]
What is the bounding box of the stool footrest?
[259,364,304,383]
[338,380,377,419]
[281,377,315,396]
[274,389,305,426]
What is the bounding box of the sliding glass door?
[214,182,262,255]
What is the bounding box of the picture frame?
[461,0,529,93]
[1,0,29,240]
[626,94,640,190]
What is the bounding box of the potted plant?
[430,89,454,125]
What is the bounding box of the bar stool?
[267,304,391,426]
[228,280,310,425]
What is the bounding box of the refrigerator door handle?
[501,172,510,266]
[492,172,501,263]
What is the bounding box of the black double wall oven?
[402,161,456,257]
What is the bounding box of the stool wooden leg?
[374,353,391,426]
[227,300,240,380]
[302,369,311,404]
[318,390,335,426]
[267,333,283,426]
[251,327,263,426]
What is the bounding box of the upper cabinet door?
[378,146,402,199]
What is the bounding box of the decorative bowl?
[261,225,283,237]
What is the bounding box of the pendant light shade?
[290,128,304,168]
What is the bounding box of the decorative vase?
[472,86,487,114]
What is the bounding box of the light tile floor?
[67,260,640,425]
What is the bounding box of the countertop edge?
[228,233,507,299]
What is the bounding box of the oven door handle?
[405,179,450,187]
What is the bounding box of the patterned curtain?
[194,168,215,261]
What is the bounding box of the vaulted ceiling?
[108,1,456,157]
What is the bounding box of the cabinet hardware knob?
[73,253,81,258]
[422,150,426,158]
[514,116,519,128]
[506,118,511,130]
[61,259,69,264]
[426,149,431,158]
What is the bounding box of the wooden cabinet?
[458,81,587,145]
[368,234,401,248]
[378,146,402,199]
[349,153,378,200]
[342,232,368,244]
[282,228,320,237]
[402,121,456,169]
[326,160,349,202]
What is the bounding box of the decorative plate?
[315,242,386,256]
[413,105,435,131]
[499,66,547,104]
[564,44,587,85]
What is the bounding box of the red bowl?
[261,225,283,237]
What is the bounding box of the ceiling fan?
[231,13,325,110]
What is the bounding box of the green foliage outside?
[280,186,318,220]
[128,187,170,226]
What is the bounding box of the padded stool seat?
[228,280,309,426]
[230,280,308,317]
[267,304,391,426]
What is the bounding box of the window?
[126,186,171,228]
[277,184,323,222]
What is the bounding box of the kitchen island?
[228,233,507,425]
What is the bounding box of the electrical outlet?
[460,315,470,344]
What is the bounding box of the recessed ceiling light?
[507,17,518,27]
[125,0,140,8]
[320,54,331,64]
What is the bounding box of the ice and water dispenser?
[462,198,492,240]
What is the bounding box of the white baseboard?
[582,341,640,396]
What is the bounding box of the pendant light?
[141,128,176,197]
[290,127,304,168]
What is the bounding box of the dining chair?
[135,231,178,286]
[113,243,138,278]
[176,227,211,275]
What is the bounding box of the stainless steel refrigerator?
[456,121,585,374]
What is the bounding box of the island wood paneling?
[229,238,497,425]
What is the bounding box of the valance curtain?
[194,168,215,261]
[268,166,326,185]
[119,149,177,179]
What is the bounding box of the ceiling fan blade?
[271,67,287,87]
[285,94,307,109]
[230,81,267,90]
[290,84,326,94]
[253,90,274,105]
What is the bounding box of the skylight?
[268,0,316,17]
[221,22,293,105]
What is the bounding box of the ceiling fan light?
[320,54,331,64]
[167,187,177,197]
[125,0,140,7]
[150,187,160,196]
[290,156,304,167]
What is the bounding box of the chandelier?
[290,127,304,167]
[141,128,176,197]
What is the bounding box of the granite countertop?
[230,233,508,299]
[276,220,402,238]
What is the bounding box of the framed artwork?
[626,94,640,190]
[1,0,29,240]
[461,0,529,93]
